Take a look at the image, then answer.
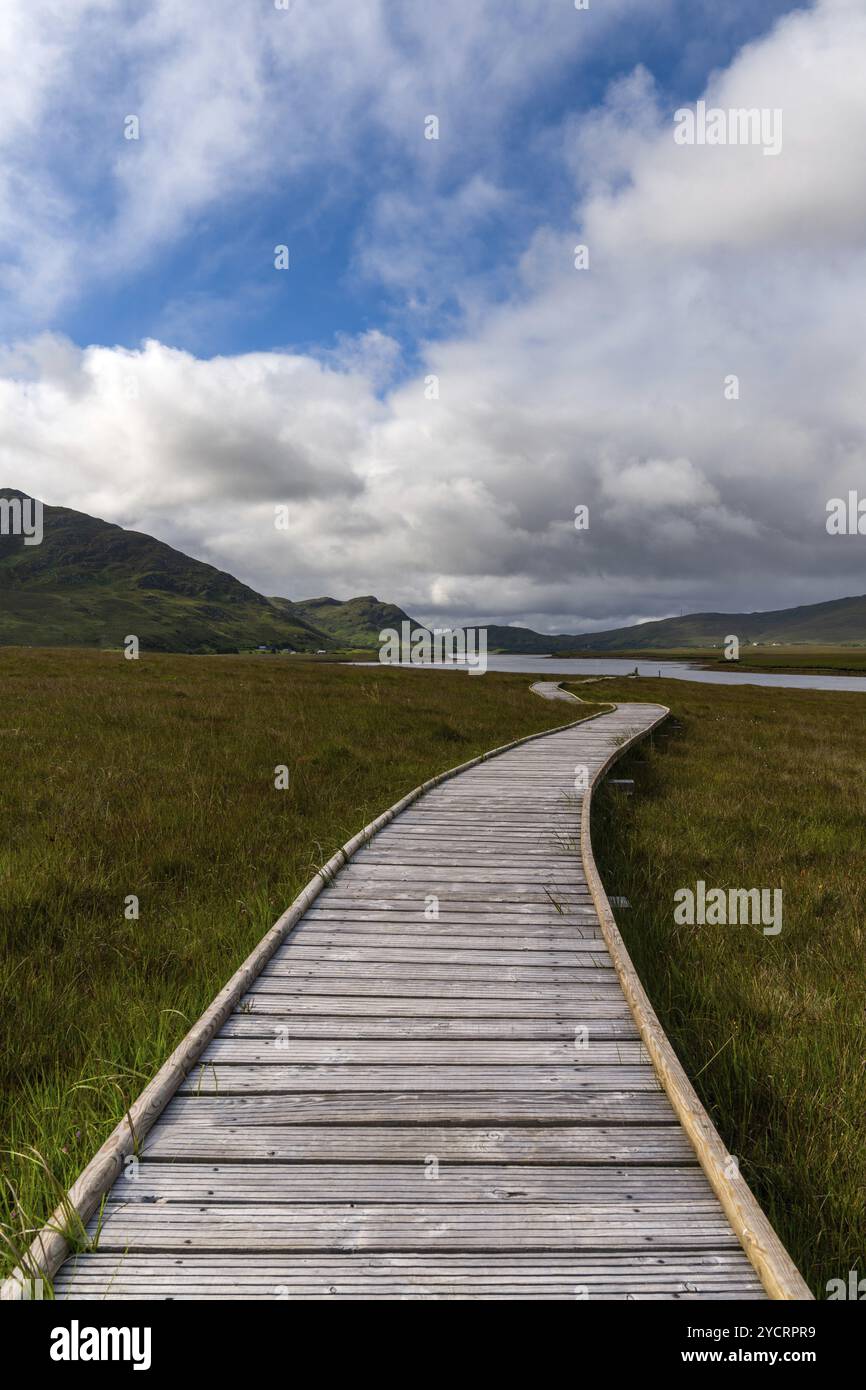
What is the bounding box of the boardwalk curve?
[4,701,810,1300]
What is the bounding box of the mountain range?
[0,490,863,653]
[556,597,866,651]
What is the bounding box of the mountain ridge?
[0,490,328,652]
[1,489,863,652]
[556,595,866,650]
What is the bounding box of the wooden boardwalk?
[42,702,795,1299]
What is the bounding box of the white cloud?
[583,0,866,253]
[599,457,719,512]
[0,337,379,528]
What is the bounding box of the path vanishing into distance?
[6,699,810,1301]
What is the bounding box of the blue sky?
[10,1,801,361]
[3,0,865,632]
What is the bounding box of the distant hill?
[559,595,866,651]
[285,596,866,654]
[289,595,421,649]
[0,490,328,653]
[480,624,577,654]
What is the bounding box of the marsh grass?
[563,645,866,676]
[0,647,597,1276]
[573,676,866,1295]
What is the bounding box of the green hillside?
[289,595,421,648]
[0,490,328,653]
[481,624,579,654]
[561,595,866,651]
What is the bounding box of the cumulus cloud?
[583,0,866,253]
[0,336,378,546]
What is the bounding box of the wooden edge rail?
[1,700,611,1300]
[580,707,814,1301]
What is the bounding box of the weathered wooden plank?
[367,836,581,847]
[248,977,623,999]
[53,1251,764,1300]
[260,961,613,983]
[88,1202,740,1252]
[363,843,580,854]
[157,1091,676,1126]
[178,1064,661,1094]
[356,833,584,843]
[353,861,582,871]
[312,900,599,917]
[323,871,586,886]
[200,1040,650,1065]
[57,1251,758,1274]
[268,945,599,969]
[354,860,583,871]
[312,904,596,921]
[347,845,584,855]
[143,1123,692,1163]
[51,1290,768,1301]
[107,1163,709,1204]
[316,888,595,902]
[237,994,636,1018]
[222,1015,639,1039]
[299,911,598,929]
[261,961,614,984]
[287,930,607,953]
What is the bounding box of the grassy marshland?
[0,648,595,1279]
[575,675,866,1297]
[680,645,866,676]
[560,645,866,675]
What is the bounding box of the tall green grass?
[577,676,866,1296]
[0,648,593,1278]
